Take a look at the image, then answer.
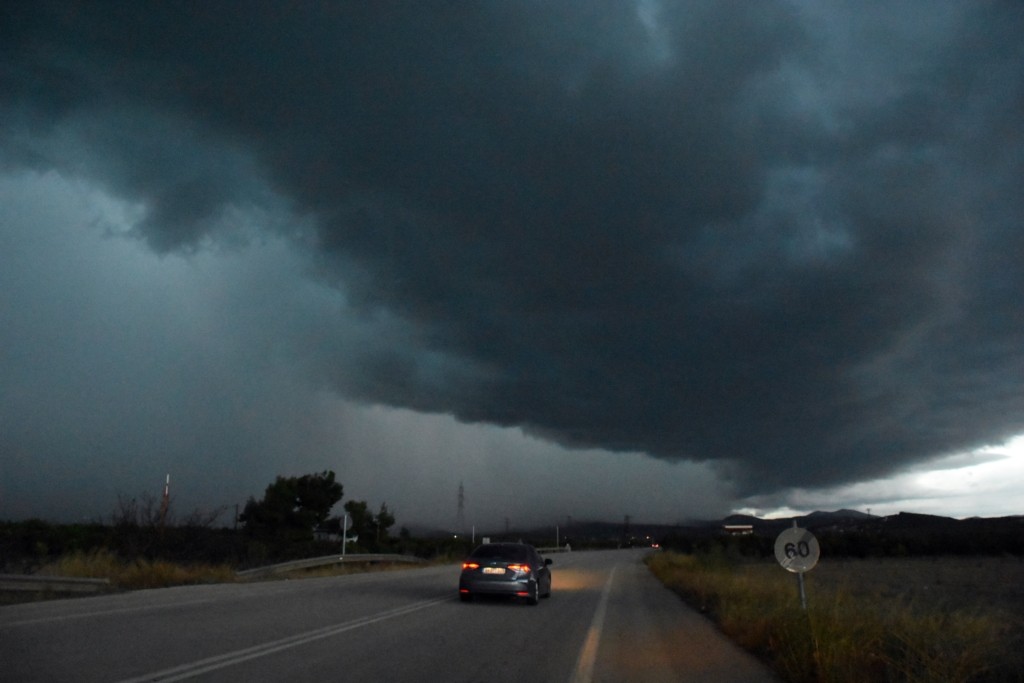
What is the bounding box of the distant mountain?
[804,509,877,522]
[714,509,883,534]
[403,510,1021,546]
[879,511,959,529]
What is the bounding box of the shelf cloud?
[2,2,1022,522]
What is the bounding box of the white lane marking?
[0,598,216,628]
[114,596,449,682]
[570,566,617,683]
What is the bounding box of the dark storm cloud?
[2,1,1022,496]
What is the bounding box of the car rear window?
[470,544,529,562]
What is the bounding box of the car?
[458,542,553,605]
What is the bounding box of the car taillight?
[506,564,530,573]
[462,562,480,570]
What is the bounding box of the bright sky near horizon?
[2,1,1022,530]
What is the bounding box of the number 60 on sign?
[773,527,820,573]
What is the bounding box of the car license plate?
[482,567,505,574]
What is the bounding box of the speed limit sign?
[774,527,820,573]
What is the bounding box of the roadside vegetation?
[38,549,236,590]
[0,470,480,603]
[647,548,1024,683]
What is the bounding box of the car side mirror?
[544,558,553,566]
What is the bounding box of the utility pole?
[159,474,170,533]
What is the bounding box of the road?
[0,548,777,682]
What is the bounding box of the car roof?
[469,542,536,559]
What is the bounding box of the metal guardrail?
[536,545,572,553]
[0,555,426,590]
[236,553,426,578]
[0,573,112,594]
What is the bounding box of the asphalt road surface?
[1,548,777,682]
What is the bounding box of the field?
[810,555,1024,617]
[647,552,1024,683]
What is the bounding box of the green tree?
[375,502,395,545]
[241,471,342,539]
[343,499,371,544]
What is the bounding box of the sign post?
[774,522,820,610]
[341,513,352,558]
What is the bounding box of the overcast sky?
[2,1,1022,531]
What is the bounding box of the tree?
[111,491,163,529]
[375,502,395,545]
[240,471,342,538]
[340,500,396,550]
[343,499,372,543]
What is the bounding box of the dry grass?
[38,549,236,590]
[647,552,1024,683]
[31,550,438,590]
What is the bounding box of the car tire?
[527,581,540,606]
[459,592,472,603]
